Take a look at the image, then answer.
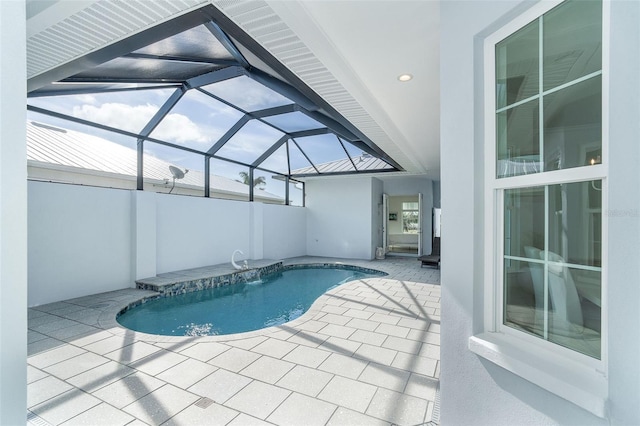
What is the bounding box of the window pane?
[497,99,540,178]
[27,111,138,190]
[262,112,324,133]
[209,158,249,202]
[216,120,285,164]
[402,211,419,234]
[403,202,419,210]
[504,187,545,258]
[543,76,601,172]
[257,143,289,175]
[504,258,546,339]
[254,168,285,205]
[504,183,601,359]
[149,90,244,151]
[201,76,293,112]
[143,142,204,196]
[133,25,234,62]
[294,134,356,173]
[496,19,539,109]
[546,266,601,359]
[543,0,602,91]
[548,181,602,267]
[289,180,304,206]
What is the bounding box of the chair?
[419,237,440,268]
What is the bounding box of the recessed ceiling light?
[398,74,413,82]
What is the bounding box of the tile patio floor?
[27,256,440,426]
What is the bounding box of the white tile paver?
[60,402,135,425]
[62,402,134,426]
[276,365,334,397]
[156,358,218,389]
[31,388,101,425]
[353,343,398,366]
[162,401,239,426]
[28,376,74,408]
[366,387,428,426]
[43,352,110,380]
[251,338,298,359]
[224,381,291,420]
[239,355,295,383]
[326,407,390,426]
[122,384,199,426]
[282,345,331,368]
[267,392,337,426]
[28,345,86,369]
[208,347,261,372]
[179,342,231,362]
[317,375,378,413]
[318,352,369,379]
[188,369,252,404]
[93,372,165,409]
[358,363,411,392]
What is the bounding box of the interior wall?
[28,181,132,306]
[440,0,640,424]
[0,1,27,422]
[306,177,376,259]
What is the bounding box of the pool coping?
[102,261,388,343]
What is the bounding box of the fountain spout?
[231,249,245,270]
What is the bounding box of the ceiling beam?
[124,52,239,67]
[251,104,297,118]
[252,135,289,168]
[204,21,250,69]
[206,115,251,155]
[186,65,245,89]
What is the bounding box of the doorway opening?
[383,194,423,257]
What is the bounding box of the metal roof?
[26,121,283,202]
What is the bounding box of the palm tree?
[238,171,266,188]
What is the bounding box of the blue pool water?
[118,266,384,336]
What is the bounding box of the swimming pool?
[117,265,385,336]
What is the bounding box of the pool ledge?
[135,259,283,296]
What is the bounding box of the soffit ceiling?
[26,0,441,180]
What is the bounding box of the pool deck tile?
[27,255,440,425]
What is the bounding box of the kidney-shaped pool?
[117,265,385,336]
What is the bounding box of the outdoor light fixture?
[397,74,413,82]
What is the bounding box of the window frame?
[471,0,610,416]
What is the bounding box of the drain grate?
[431,383,441,425]
[194,397,214,409]
[27,410,52,426]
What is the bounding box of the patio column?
[0,1,27,423]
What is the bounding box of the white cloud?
[72,102,212,145]
[73,103,156,133]
[153,113,211,144]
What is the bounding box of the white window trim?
[471,0,610,417]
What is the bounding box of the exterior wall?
[306,177,376,259]
[440,0,640,425]
[28,182,133,306]
[0,1,27,423]
[262,204,307,260]
[371,177,384,256]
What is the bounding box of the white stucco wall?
[306,177,376,259]
[28,184,310,305]
[0,1,27,422]
[28,182,133,306]
[155,194,252,274]
[440,1,640,424]
[262,204,307,260]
